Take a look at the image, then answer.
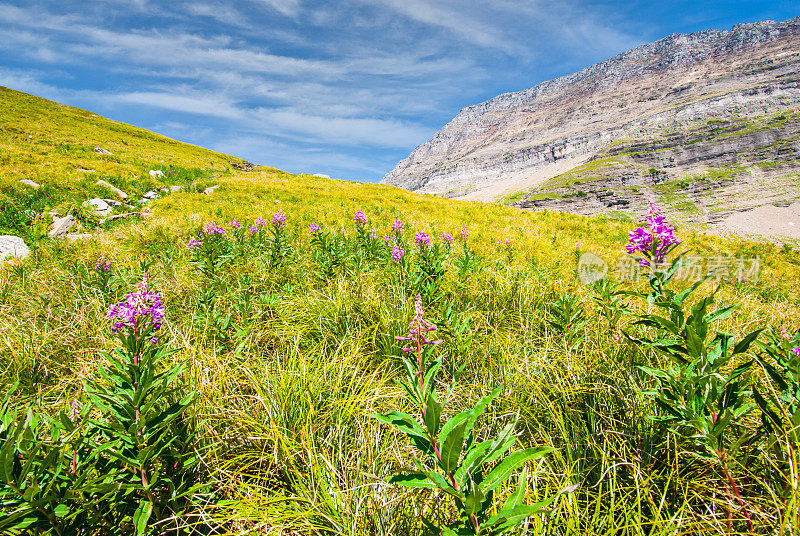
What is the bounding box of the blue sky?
[1,1,797,181]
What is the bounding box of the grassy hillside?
[2,90,800,535]
[0,86,245,189]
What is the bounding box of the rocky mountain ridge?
[381,15,800,222]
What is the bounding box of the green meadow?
[1,89,800,535]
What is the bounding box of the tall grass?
[1,171,799,534]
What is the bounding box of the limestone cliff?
[381,17,800,208]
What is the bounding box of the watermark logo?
[577,254,761,284]
[577,252,608,284]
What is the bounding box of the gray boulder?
[142,190,159,200]
[203,185,220,195]
[148,170,164,178]
[83,198,111,215]
[49,215,76,238]
[0,235,30,262]
[94,146,113,155]
[19,179,40,188]
[169,185,183,193]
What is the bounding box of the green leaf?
[424,393,443,437]
[53,504,69,518]
[388,473,436,488]
[133,500,153,535]
[733,329,762,355]
[482,447,554,493]
[440,418,468,473]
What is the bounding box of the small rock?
[142,190,159,200]
[63,233,92,242]
[169,185,183,193]
[94,146,113,155]
[160,187,169,193]
[313,173,331,179]
[0,235,30,262]
[83,198,111,214]
[19,179,40,188]
[49,215,76,238]
[148,170,164,178]
[76,167,95,173]
[104,198,123,207]
[203,185,220,195]
[96,180,128,200]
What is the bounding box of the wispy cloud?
[3,0,776,182]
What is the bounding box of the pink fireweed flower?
[391,246,404,262]
[309,223,321,233]
[439,232,454,243]
[780,326,791,340]
[248,225,258,235]
[272,210,286,228]
[460,225,470,239]
[94,256,110,272]
[203,221,225,236]
[414,232,430,247]
[187,238,202,250]
[792,348,800,358]
[383,234,394,243]
[107,275,165,336]
[254,216,265,228]
[340,227,346,234]
[395,295,441,353]
[353,209,367,225]
[391,220,404,234]
[370,228,379,239]
[625,202,680,267]
[229,219,241,229]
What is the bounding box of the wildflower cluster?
[107,275,165,338]
[625,201,680,267]
[414,231,430,248]
[94,256,110,272]
[353,209,367,225]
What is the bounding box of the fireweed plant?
[372,295,556,535]
[0,277,203,535]
[625,203,761,531]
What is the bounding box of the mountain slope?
[0,86,248,193]
[380,16,800,221]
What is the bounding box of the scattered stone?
[102,212,140,224]
[203,185,220,195]
[94,146,113,155]
[142,190,159,200]
[83,198,111,215]
[148,170,164,178]
[96,180,128,199]
[49,215,77,238]
[231,161,255,171]
[63,233,92,242]
[19,179,40,188]
[104,198,123,207]
[0,235,30,262]
[76,167,95,173]
[313,173,331,179]
[169,185,183,193]
[48,211,60,223]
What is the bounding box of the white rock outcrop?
[49,215,77,238]
[0,235,30,262]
